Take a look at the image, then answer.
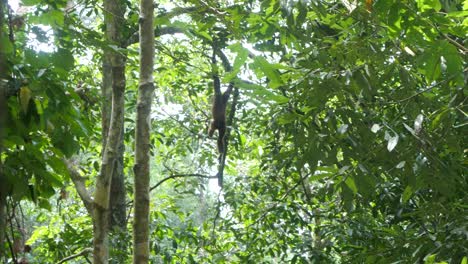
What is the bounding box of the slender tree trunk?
[0,0,8,259]
[133,0,154,262]
[93,0,126,262]
[102,0,127,231]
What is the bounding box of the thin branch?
[247,172,312,229]
[150,174,216,192]
[443,33,467,54]
[56,248,93,264]
[395,72,463,103]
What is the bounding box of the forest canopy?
[0,0,466,263]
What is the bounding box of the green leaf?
[431,108,449,129]
[0,36,13,54]
[235,80,289,103]
[21,0,41,5]
[345,177,358,194]
[49,10,65,26]
[402,185,413,203]
[387,4,402,31]
[51,48,74,71]
[461,256,467,264]
[446,11,468,17]
[37,197,52,210]
[225,43,249,81]
[439,41,463,84]
[30,10,65,27]
[417,0,442,11]
[252,56,284,88]
[420,49,441,82]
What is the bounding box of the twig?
[247,172,312,229]
[56,248,93,264]
[150,174,216,192]
[395,73,461,103]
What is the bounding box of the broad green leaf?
[21,0,41,5]
[49,10,65,26]
[27,226,49,244]
[424,254,436,264]
[387,4,402,31]
[0,36,13,54]
[225,43,249,81]
[37,197,52,210]
[421,50,441,82]
[402,185,413,203]
[30,10,65,27]
[19,87,32,113]
[235,80,289,103]
[354,71,372,91]
[252,56,284,88]
[345,177,358,194]
[417,0,441,11]
[446,11,468,17]
[431,108,449,129]
[51,48,74,71]
[277,113,297,124]
[439,41,463,84]
[461,256,467,264]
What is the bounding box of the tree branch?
[56,248,93,264]
[150,174,216,192]
[64,159,93,215]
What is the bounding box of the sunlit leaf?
[414,114,424,134]
[21,0,41,5]
[338,124,349,134]
[387,135,399,152]
[396,161,406,169]
[402,185,413,203]
[371,124,381,133]
[417,0,442,11]
[19,87,32,113]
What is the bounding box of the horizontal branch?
[56,248,92,264]
[150,173,216,192]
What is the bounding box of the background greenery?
[0,0,466,263]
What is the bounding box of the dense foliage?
[0,0,466,263]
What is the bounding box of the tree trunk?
[133,0,154,262]
[93,0,126,262]
[0,0,8,258]
[102,0,127,232]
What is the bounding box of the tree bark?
[93,0,126,262]
[0,0,8,259]
[102,0,127,232]
[133,0,154,262]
